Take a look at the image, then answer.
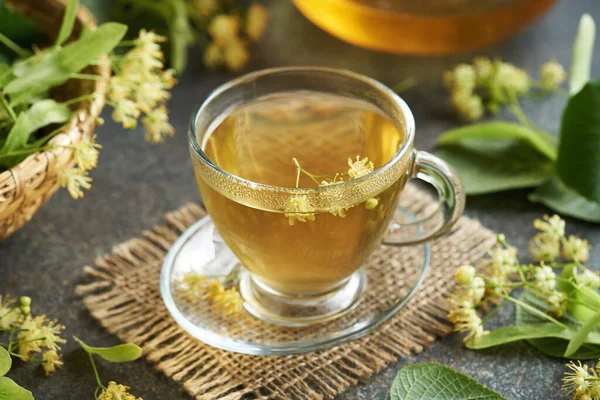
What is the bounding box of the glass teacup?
[189,67,465,326]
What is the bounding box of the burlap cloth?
[76,185,496,400]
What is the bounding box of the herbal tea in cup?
[190,68,465,325]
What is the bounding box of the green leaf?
[0,377,33,400]
[515,291,600,359]
[0,347,10,377]
[3,49,70,95]
[59,22,127,72]
[556,80,600,203]
[565,310,600,357]
[570,14,596,96]
[435,140,554,195]
[529,178,600,223]
[73,336,142,363]
[0,99,71,155]
[390,362,506,400]
[437,121,557,160]
[56,0,80,46]
[466,323,583,349]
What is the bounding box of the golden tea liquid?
[196,91,406,294]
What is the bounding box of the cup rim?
[188,66,415,195]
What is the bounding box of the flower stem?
[503,295,571,330]
[88,352,106,390]
[0,32,28,57]
[62,93,95,106]
[0,94,17,121]
[70,73,106,81]
[481,298,506,324]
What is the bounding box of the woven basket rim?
[0,0,109,192]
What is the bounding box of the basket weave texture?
[0,0,109,240]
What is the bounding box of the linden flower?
[347,156,374,179]
[97,382,143,400]
[447,297,488,344]
[18,315,66,358]
[223,38,250,72]
[563,235,591,263]
[455,265,475,285]
[189,0,218,17]
[42,350,63,376]
[246,2,269,41]
[532,265,557,292]
[540,59,567,91]
[284,195,315,225]
[488,242,518,283]
[443,64,477,91]
[529,234,561,262]
[533,214,566,241]
[473,57,493,83]
[203,42,223,70]
[73,134,102,171]
[562,361,597,398]
[141,106,175,144]
[60,167,92,199]
[179,273,243,315]
[576,270,600,289]
[450,90,484,122]
[208,15,241,45]
[492,62,530,96]
[112,99,140,130]
[545,290,567,317]
[135,76,172,113]
[0,295,19,329]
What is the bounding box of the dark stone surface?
[1,0,600,398]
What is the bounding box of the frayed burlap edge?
[76,194,496,400]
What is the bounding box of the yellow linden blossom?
[319,179,348,217]
[347,156,374,179]
[108,29,177,141]
[189,0,219,17]
[284,195,316,225]
[208,15,241,45]
[73,134,102,171]
[97,382,143,400]
[18,315,66,358]
[180,273,243,315]
[60,167,92,199]
[0,295,19,329]
[141,105,175,144]
[42,350,63,376]
[246,2,269,41]
[203,42,223,70]
[223,38,250,72]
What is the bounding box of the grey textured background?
[1,0,600,398]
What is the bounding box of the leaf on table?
[556,80,600,203]
[55,0,80,46]
[515,291,600,359]
[569,14,596,96]
[435,139,554,195]
[0,347,10,377]
[437,121,557,160]
[73,336,142,363]
[0,377,33,400]
[59,22,127,72]
[529,177,600,223]
[558,265,600,322]
[390,362,506,400]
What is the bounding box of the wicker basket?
[0,0,109,240]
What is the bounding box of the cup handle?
[383,150,466,246]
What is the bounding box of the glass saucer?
[160,208,430,356]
